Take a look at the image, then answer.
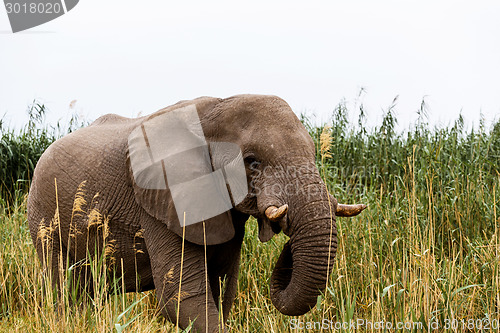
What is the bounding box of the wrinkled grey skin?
[28,95,363,332]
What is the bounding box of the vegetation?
[0,101,85,204]
[0,101,499,332]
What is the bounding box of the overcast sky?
[1,0,499,131]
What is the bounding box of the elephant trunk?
[270,195,337,316]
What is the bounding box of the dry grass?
[1,171,498,332]
[1,104,499,332]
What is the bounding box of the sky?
[1,0,499,131]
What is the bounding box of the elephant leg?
[37,232,96,305]
[141,217,224,332]
[36,236,68,291]
[208,225,245,320]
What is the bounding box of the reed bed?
[0,100,498,332]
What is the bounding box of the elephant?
[27,94,366,332]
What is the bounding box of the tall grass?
[0,100,499,332]
[0,101,85,204]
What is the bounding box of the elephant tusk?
[336,204,367,217]
[265,204,288,222]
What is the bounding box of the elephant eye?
[244,155,259,167]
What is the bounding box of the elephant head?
[127,94,366,316]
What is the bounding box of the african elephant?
[27,94,366,332]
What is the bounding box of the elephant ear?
[127,99,246,245]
